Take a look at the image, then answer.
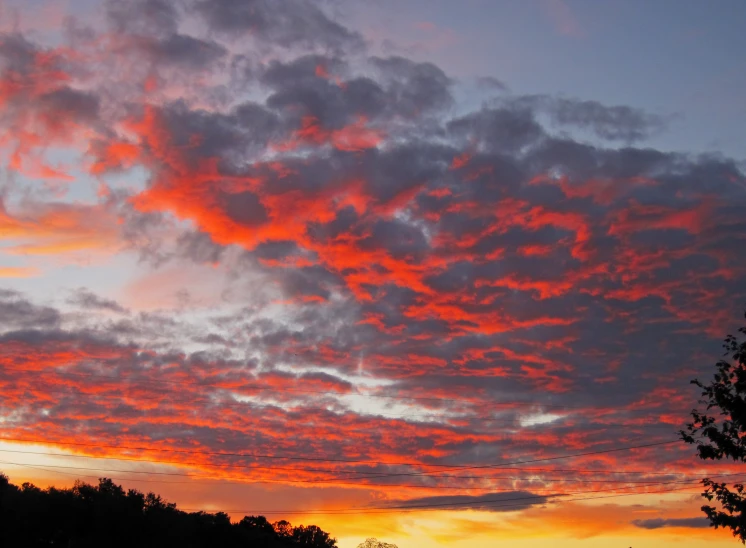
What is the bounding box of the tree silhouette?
[0,474,337,547]
[681,310,746,542]
[292,525,336,547]
[356,539,399,548]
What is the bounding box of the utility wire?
[0,460,723,515]
[176,484,710,515]
[0,446,716,485]
[0,459,710,517]
[0,436,679,471]
[0,459,727,489]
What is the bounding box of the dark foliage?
[681,310,746,542]
[0,474,336,548]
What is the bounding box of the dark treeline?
[0,473,337,547]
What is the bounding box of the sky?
[0,0,745,546]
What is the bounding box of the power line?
[0,436,679,472]
[0,459,723,489]
[176,484,712,515]
[0,446,717,487]
[0,437,687,487]
[0,460,197,485]
[0,459,711,518]
[0,460,724,515]
[0,446,723,490]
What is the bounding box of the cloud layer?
[0,0,745,535]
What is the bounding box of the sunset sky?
[1,0,745,546]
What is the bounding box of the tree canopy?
[681,310,746,542]
[0,474,336,548]
[356,539,399,548]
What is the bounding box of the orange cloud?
[0,201,120,255]
[0,265,39,277]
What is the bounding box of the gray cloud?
[107,0,180,37]
[258,53,455,129]
[144,33,228,68]
[193,0,364,52]
[177,231,225,264]
[0,290,61,331]
[39,87,100,123]
[476,75,509,92]
[154,100,280,160]
[549,97,669,142]
[219,190,269,227]
[448,106,544,153]
[632,517,710,529]
[67,289,128,314]
[388,491,549,512]
[360,219,429,261]
[505,95,670,143]
[0,32,37,71]
[371,56,454,119]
